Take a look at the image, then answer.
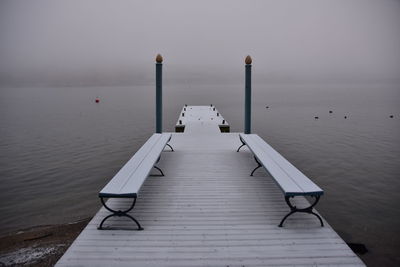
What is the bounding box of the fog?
[1,0,399,87]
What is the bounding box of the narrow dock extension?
[175,105,229,133]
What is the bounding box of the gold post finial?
[245,55,252,65]
[156,54,163,63]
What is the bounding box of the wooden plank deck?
[57,108,364,266]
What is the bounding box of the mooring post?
[245,55,252,134]
[155,54,163,133]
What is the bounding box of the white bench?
[98,133,173,230]
[237,133,324,227]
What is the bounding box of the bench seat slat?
[119,133,171,196]
[99,134,160,197]
[250,135,323,196]
[241,135,303,195]
[99,133,171,198]
[240,134,323,197]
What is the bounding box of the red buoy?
[95,98,100,103]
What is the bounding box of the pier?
[56,106,364,266]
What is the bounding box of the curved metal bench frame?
[279,195,323,227]
[98,197,143,230]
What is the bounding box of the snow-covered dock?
[175,105,229,133]
[57,106,364,266]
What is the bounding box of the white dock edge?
[56,107,364,267]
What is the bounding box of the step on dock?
[57,106,364,266]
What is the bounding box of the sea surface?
[0,83,399,266]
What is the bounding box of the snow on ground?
[0,245,65,266]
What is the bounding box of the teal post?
[155,54,163,133]
[245,55,252,134]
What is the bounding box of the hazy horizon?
[1,0,400,87]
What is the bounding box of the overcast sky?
[0,0,399,86]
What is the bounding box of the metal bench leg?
[153,156,165,176]
[250,156,262,176]
[166,143,174,151]
[153,165,164,176]
[98,197,144,230]
[279,196,324,227]
[237,137,246,152]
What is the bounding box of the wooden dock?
[57,106,364,266]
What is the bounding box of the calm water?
[1,83,399,266]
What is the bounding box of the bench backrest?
[240,134,323,197]
[99,133,171,198]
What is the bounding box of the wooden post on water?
[156,54,163,133]
[245,55,252,134]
